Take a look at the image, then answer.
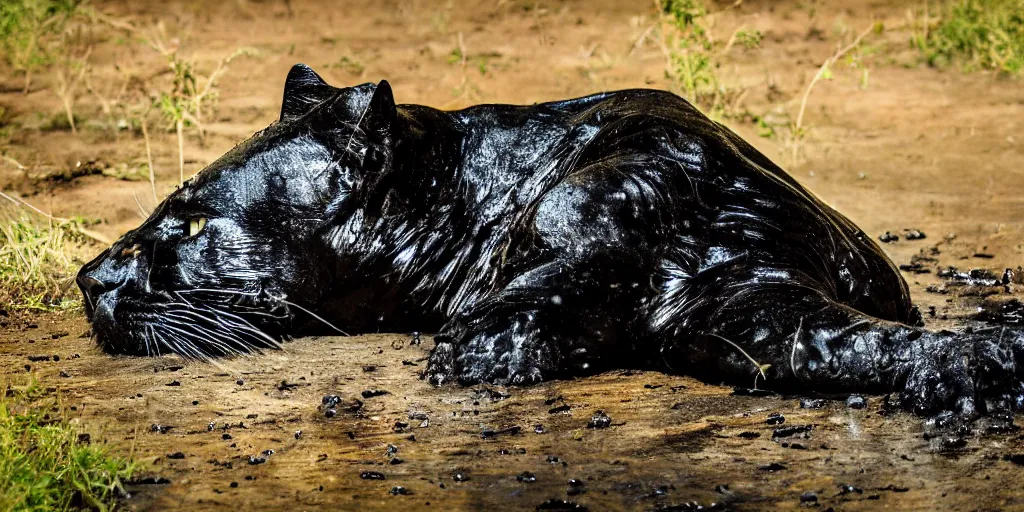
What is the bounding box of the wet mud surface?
[4,295,1024,511]
[2,0,1024,509]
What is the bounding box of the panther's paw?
[425,334,459,386]
[901,331,1024,430]
[899,346,978,421]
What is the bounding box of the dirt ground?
[2,0,1024,510]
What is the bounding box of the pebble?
[587,410,612,429]
[517,472,537,483]
[800,398,826,409]
[903,229,926,240]
[846,395,867,409]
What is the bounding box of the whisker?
[278,299,350,336]
[164,304,282,351]
[166,320,244,358]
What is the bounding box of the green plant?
[145,26,255,184]
[0,192,102,310]
[52,43,91,134]
[330,54,364,76]
[0,0,82,93]
[0,378,135,511]
[445,33,501,76]
[787,23,878,161]
[659,0,717,105]
[912,0,1024,75]
[752,114,776,139]
[734,29,763,49]
[649,0,755,120]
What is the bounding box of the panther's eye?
[188,217,207,237]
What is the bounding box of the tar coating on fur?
[78,63,1024,426]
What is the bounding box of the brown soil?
[2,0,1023,510]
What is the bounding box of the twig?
[175,118,184,185]
[132,192,149,218]
[91,11,139,34]
[708,332,770,383]
[141,116,158,202]
[55,46,93,134]
[0,191,112,245]
[789,317,804,378]
[456,31,467,67]
[2,155,26,171]
[628,23,656,57]
[795,23,875,132]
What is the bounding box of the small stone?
[766,412,785,425]
[846,395,867,409]
[586,410,612,429]
[903,229,926,240]
[837,484,863,495]
[800,398,825,409]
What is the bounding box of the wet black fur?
[79,64,1024,425]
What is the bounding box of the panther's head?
[77,64,398,358]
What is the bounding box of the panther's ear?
[280,64,336,121]
[306,80,396,140]
[360,80,396,141]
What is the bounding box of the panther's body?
[78,64,1024,423]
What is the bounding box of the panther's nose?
[78,275,106,309]
[76,260,128,315]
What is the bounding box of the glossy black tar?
[78,64,1024,423]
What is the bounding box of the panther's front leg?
[430,307,564,386]
[427,257,647,386]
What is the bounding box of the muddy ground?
[2,0,1024,510]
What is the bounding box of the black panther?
[77,64,1024,424]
